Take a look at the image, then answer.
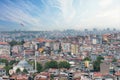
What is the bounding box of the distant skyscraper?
[84,29,88,32]
[107,28,110,31]
[93,28,97,31]
[113,28,116,31]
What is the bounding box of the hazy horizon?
[0,0,120,31]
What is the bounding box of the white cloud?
[0,1,45,30]
[99,0,113,8]
[0,0,120,30]
[57,0,76,23]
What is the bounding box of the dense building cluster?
[0,29,120,80]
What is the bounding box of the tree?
[20,39,25,45]
[97,55,104,61]
[112,58,117,62]
[50,74,54,80]
[28,76,33,80]
[44,60,58,69]
[58,43,62,53]
[0,59,8,66]
[0,59,14,75]
[9,40,25,46]
[93,56,104,71]
[58,61,70,69]
[44,47,51,55]
[83,57,91,61]
[16,68,21,74]
[4,66,12,75]
[93,61,101,71]
[28,61,43,73]
[9,40,18,46]
[37,62,43,73]
[22,69,28,74]
[9,60,18,66]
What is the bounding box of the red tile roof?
[36,38,53,43]
[0,42,8,45]
[115,72,120,76]
[10,74,28,80]
[94,72,103,77]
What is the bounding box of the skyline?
[0,0,120,31]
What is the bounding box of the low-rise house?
[73,72,81,80]
[114,62,120,72]
[48,68,58,75]
[100,62,111,74]
[114,71,120,80]
[61,42,71,53]
[10,74,29,80]
[0,63,5,69]
[0,42,10,55]
[0,68,6,76]
[24,49,34,57]
[0,55,13,61]
[34,72,50,80]
[12,45,23,54]
[93,72,103,80]
[53,41,60,52]
[103,74,114,80]
[104,56,113,62]
[71,43,79,54]
[90,54,97,61]
[23,41,32,49]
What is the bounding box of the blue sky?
[0,0,120,31]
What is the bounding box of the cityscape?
[0,0,120,80]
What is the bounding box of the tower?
[34,44,38,72]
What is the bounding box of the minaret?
[35,44,38,72]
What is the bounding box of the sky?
[0,0,120,31]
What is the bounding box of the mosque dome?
[13,59,34,73]
[17,59,31,68]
